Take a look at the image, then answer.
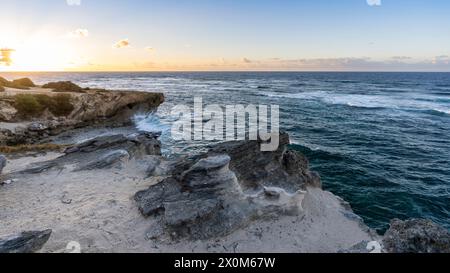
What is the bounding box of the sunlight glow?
[0,31,74,72]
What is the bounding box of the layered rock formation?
[135,134,322,240]
[0,230,52,253]
[9,132,161,176]
[0,78,164,145]
[382,219,450,253]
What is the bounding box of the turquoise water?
[2,71,449,232]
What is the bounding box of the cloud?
[242,57,252,64]
[367,0,381,6]
[66,0,81,6]
[145,47,155,52]
[68,28,89,38]
[0,48,14,66]
[431,55,450,65]
[114,39,130,48]
[391,56,412,60]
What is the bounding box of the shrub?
[14,94,45,117]
[42,81,85,93]
[14,94,74,118]
[0,76,31,90]
[12,78,35,87]
[49,94,74,116]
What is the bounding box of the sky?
[0,0,449,72]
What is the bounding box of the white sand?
[0,153,377,253]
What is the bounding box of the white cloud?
[114,39,130,49]
[431,55,450,65]
[68,28,89,38]
[367,0,381,6]
[66,0,81,6]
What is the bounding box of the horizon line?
[1,70,450,74]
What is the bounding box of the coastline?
[1,77,449,253]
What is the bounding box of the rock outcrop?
[135,154,306,240]
[0,81,164,145]
[0,77,35,90]
[0,154,6,174]
[14,132,161,175]
[382,219,450,253]
[0,230,52,253]
[135,133,316,240]
[168,132,321,192]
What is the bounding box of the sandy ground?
[0,151,377,253]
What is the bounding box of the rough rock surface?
[0,86,164,145]
[75,149,130,171]
[382,219,450,253]
[168,132,321,192]
[135,134,319,240]
[0,230,52,253]
[0,154,6,175]
[135,154,305,240]
[11,132,161,176]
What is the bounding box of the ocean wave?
[418,109,450,117]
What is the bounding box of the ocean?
[2,71,449,233]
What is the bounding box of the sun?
[0,32,75,72]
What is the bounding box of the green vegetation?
[0,76,34,90]
[12,78,36,87]
[14,94,75,118]
[42,81,85,93]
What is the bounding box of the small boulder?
[42,81,84,93]
[383,219,450,253]
[0,230,52,253]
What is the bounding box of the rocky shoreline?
[1,77,449,253]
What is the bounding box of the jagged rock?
[383,219,450,253]
[12,78,35,88]
[169,132,321,192]
[75,149,130,171]
[15,132,161,175]
[19,161,60,175]
[135,154,306,240]
[0,230,52,253]
[0,154,6,174]
[145,156,161,177]
[42,81,84,93]
[65,133,161,158]
[64,134,130,154]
